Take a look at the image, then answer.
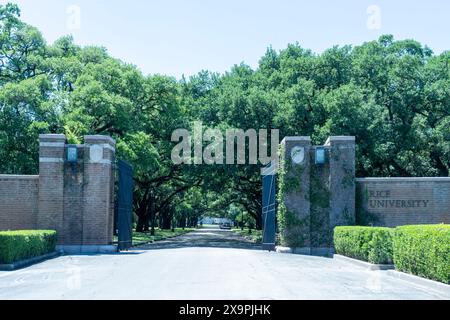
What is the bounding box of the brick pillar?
[326,136,356,232]
[62,144,84,245]
[278,137,311,252]
[82,136,116,245]
[38,134,66,241]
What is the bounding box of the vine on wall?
[276,144,309,247]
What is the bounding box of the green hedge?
[0,230,57,264]
[393,225,450,284]
[334,226,394,264]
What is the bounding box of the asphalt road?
[0,227,448,300]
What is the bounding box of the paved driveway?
[0,227,448,300]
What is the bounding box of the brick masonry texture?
[0,135,116,246]
[280,136,450,250]
[280,137,312,248]
[280,136,356,249]
[1,134,449,247]
[356,178,450,227]
[0,176,39,230]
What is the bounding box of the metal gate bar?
[117,160,133,251]
[262,163,277,251]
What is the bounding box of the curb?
[386,270,450,297]
[276,246,334,257]
[0,251,61,271]
[57,245,118,254]
[333,254,395,271]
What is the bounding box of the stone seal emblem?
[291,146,305,165]
[90,145,104,163]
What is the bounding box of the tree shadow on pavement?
[133,228,262,251]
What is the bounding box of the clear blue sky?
[8,0,450,78]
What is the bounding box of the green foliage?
[128,228,196,245]
[393,225,450,284]
[1,3,450,234]
[276,144,292,246]
[369,228,395,264]
[233,228,263,243]
[334,226,394,264]
[335,225,450,283]
[0,230,57,264]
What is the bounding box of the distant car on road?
[220,222,232,230]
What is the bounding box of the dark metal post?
[262,163,277,251]
[117,160,133,251]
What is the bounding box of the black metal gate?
[262,163,277,251]
[117,160,133,251]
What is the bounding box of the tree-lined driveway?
[0,227,448,300]
[135,226,261,250]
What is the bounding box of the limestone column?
[38,134,66,242]
[278,137,311,252]
[82,136,116,246]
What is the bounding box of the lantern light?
[67,146,78,163]
[315,147,326,165]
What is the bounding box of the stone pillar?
[309,144,331,253]
[62,144,85,245]
[82,136,116,245]
[278,137,311,252]
[326,136,356,231]
[38,134,66,241]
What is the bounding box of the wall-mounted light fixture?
[67,146,78,163]
[315,147,326,165]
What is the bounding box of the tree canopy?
[0,4,449,230]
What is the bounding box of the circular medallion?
[291,146,305,165]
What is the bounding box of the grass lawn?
[114,227,196,246]
[233,228,263,243]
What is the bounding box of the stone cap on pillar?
[84,135,116,147]
[324,136,355,146]
[39,135,66,159]
[39,134,66,144]
[281,136,311,145]
[84,135,116,164]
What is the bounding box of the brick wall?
[356,178,450,227]
[0,134,116,247]
[0,175,39,231]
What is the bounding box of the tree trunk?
[150,214,156,236]
[136,214,150,233]
[143,216,150,232]
[135,189,150,233]
[161,213,172,230]
[255,213,262,230]
[431,151,449,177]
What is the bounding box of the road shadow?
[133,228,263,251]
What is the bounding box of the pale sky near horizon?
[6,0,450,78]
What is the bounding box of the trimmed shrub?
[369,227,394,264]
[0,230,57,264]
[334,226,394,264]
[393,225,450,284]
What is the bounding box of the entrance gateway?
[0,134,135,254]
[1,134,448,253]
[261,135,450,255]
[262,136,356,256]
